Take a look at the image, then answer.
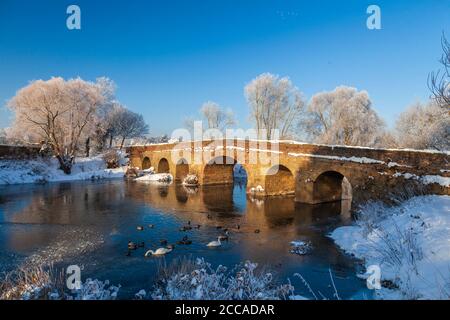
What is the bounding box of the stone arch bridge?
[127,140,449,205]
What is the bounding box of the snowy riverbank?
[0,156,127,185]
[330,195,450,299]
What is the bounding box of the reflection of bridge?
[128,140,449,204]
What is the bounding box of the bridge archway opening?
[265,165,295,196]
[157,158,170,173]
[203,156,237,185]
[313,171,352,204]
[233,164,247,183]
[142,157,151,170]
[175,158,189,182]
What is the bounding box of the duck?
[218,231,229,242]
[194,224,201,229]
[136,226,144,231]
[144,247,173,256]
[207,214,212,219]
[179,223,192,231]
[206,237,222,247]
[216,226,223,230]
[160,239,168,245]
[128,241,138,250]
[177,235,192,245]
[254,229,261,234]
[148,224,155,228]
[166,244,175,250]
[235,224,240,230]
[138,241,145,248]
[126,250,132,257]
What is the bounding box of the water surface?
[0,179,371,299]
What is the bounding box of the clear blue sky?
[0,0,449,135]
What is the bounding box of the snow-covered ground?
[0,156,127,185]
[135,172,173,183]
[331,195,450,299]
[392,172,450,187]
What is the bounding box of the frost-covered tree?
[86,78,117,154]
[200,101,235,130]
[185,101,235,132]
[245,73,305,139]
[106,106,149,149]
[7,77,113,173]
[429,34,450,110]
[303,86,385,147]
[395,101,449,151]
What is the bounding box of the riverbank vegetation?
[0,262,120,300]
[151,257,295,300]
[331,195,450,299]
[0,257,323,300]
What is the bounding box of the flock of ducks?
[127,220,256,256]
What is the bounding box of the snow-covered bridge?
[127,140,449,204]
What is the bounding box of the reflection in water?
[0,179,369,299]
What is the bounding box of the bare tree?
[245,73,304,139]
[97,102,123,149]
[7,77,113,173]
[395,101,449,151]
[429,33,450,110]
[303,86,385,147]
[107,107,149,149]
[184,101,235,132]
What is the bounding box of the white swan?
[144,247,172,256]
[206,237,222,247]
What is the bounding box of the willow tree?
[7,77,114,173]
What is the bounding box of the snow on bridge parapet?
[287,152,385,164]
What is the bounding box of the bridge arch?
[157,158,170,173]
[203,156,236,185]
[265,165,295,196]
[312,170,352,203]
[175,158,189,181]
[202,156,248,185]
[142,157,151,170]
